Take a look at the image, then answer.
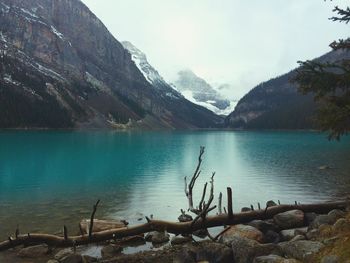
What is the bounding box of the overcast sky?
[82,0,349,100]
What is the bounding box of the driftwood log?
[0,200,347,251]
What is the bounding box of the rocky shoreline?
[2,203,350,263]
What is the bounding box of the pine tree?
[293,5,350,140]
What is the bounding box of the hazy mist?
[82,0,349,100]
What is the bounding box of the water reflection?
[0,131,349,239]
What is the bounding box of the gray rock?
[333,218,349,232]
[171,236,192,245]
[195,242,234,263]
[306,229,320,240]
[101,244,122,259]
[220,224,264,245]
[231,236,279,263]
[278,240,324,261]
[264,230,280,244]
[305,212,317,225]
[280,227,307,241]
[54,248,74,260]
[254,254,299,263]
[47,260,59,263]
[321,255,340,263]
[60,254,83,263]
[328,209,346,221]
[193,229,207,238]
[290,235,305,242]
[149,231,170,244]
[82,255,98,263]
[248,220,279,233]
[17,244,49,258]
[310,215,335,229]
[273,210,304,229]
[174,242,233,263]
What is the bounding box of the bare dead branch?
[227,187,233,218]
[218,192,223,214]
[89,200,100,238]
[0,201,347,251]
[185,146,205,211]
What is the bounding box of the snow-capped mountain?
[174,70,235,115]
[122,41,169,87]
[0,0,222,129]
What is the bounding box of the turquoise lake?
[0,131,350,239]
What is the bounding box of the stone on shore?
[60,254,83,263]
[54,248,74,261]
[254,254,300,263]
[231,236,279,263]
[273,210,304,229]
[101,244,122,259]
[171,236,192,245]
[220,224,264,244]
[248,220,279,233]
[278,240,324,261]
[174,242,233,263]
[280,227,307,241]
[17,244,50,258]
[145,231,170,244]
[79,219,127,234]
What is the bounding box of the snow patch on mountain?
[174,70,236,115]
[122,41,167,86]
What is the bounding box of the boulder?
[145,231,170,244]
[280,227,307,241]
[174,242,233,263]
[231,236,280,263]
[193,229,208,238]
[273,210,304,229]
[305,212,317,225]
[333,218,350,232]
[290,235,305,242]
[17,244,50,258]
[248,220,279,233]
[61,254,83,263]
[79,219,127,234]
[328,209,346,221]
[254,254,300,263]
[195,242,234,263]
[305,229,320,240]
[264,230,280,244]
[171,236,192,245]
[54,248,74,261]
[321,255,340,263]
[101,244,122,259]
[310,209,345,229]
[220,224,264,244]
[278,240,324,261]
[82,255,98,263]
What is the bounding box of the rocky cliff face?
[225,49,350,129]
[0,0,222,129]
[174,70,234,115]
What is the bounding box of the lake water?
[0,130,350,239]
